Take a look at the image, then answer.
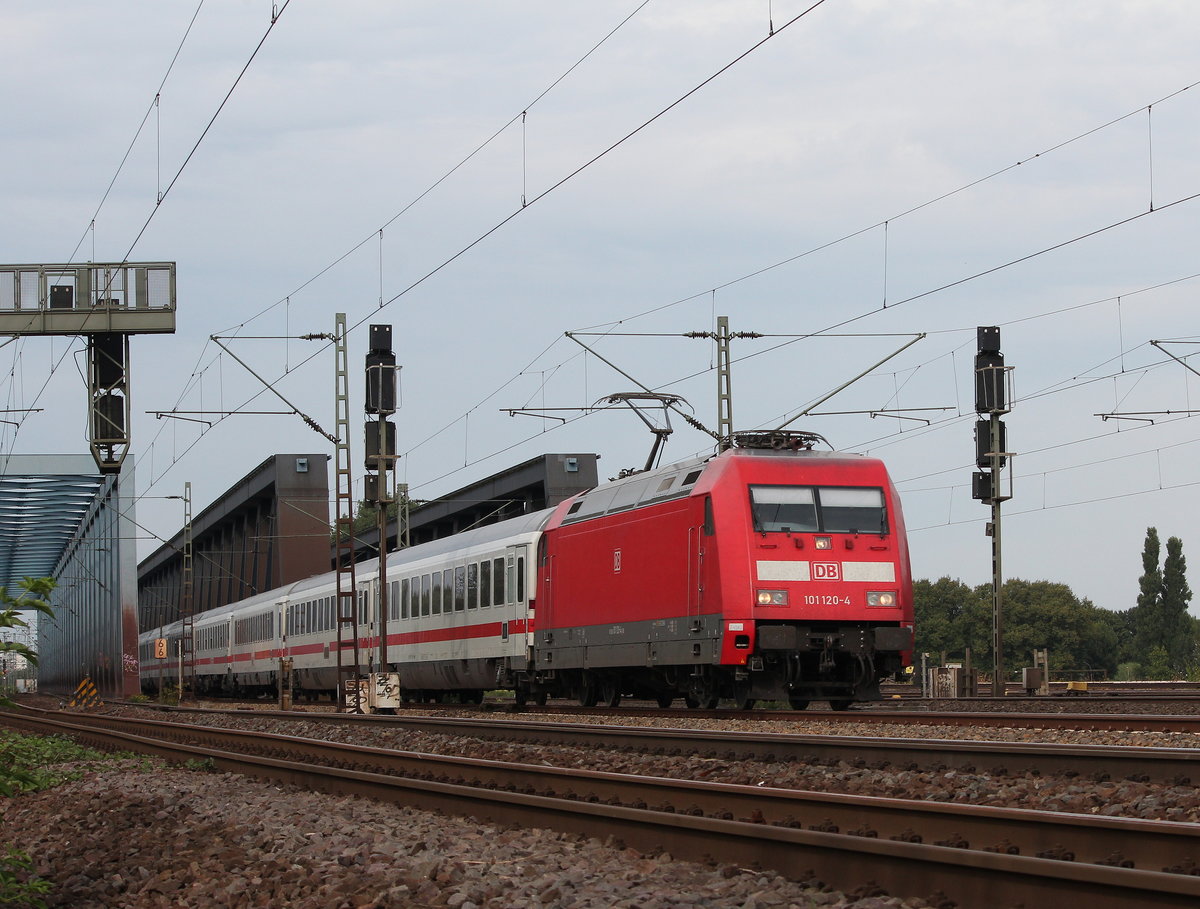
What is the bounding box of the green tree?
[1103,607,1139,666]
[1126,529,1196,677]
[912,577,987,662]
[914,576,1120,678]
[1144,646,1173,681]
[0,577,54,710]
[996,579,1118,678]
[1137,527,1163,611]
[1161,536,1195,673]
[1132,527,1166,659]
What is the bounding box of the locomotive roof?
[557,452,712,525]
[557,445,876,526]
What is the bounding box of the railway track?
[119,702,1200,783]
[3,706,1199,908]
[128,696,1200,733]
[802,707,1200,734]
[882,682,1200,698]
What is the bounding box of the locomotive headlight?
[756,589,788,606]
[867,591,897,607]
[814,536,832,550]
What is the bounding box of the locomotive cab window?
[819,487,887,534]
[750,485,887,535]
[750,486,817,533]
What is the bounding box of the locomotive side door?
[687,526,704,617]
[687,495,714,618]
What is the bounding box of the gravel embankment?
[5,699,1198,907]
[1,760,937,909]
[114,706,1200,822]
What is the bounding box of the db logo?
[812,562,841,581]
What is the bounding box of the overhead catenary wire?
[37,10,1192,564]
[397,80,1200,483]
[138,0,834,495]
[140,60,1200,498]
[0,1,286,475]
[211,0,655,339]
[571,79,1200,334]
[115,72,1200,483]
[119,1,294,263]
[137,0,660,494]
[63,0,207,268]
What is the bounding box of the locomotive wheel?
[829,698,853,711]
[577,676,599,707]
[685,694,719,709]
[599,679,622,708]
[534,691,548,706]
[656,694,674,708]
[787,694,810,710]
[732,680,755,711]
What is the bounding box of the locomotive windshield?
[750,485,887,535]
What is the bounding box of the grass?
[0,730,152,796]
[0,730,153,909]
[0,847,51,909]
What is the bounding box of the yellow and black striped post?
[66,676,103,710]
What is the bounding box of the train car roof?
[382,506,555,572]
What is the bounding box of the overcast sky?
[3,1,1199,619]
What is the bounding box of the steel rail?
[123,697,1200,733]
[128,702,1200,783]
[20,707,1200,874]
[808,708,1200,734]
[363,700,1200,733]
[2,709,1198,908]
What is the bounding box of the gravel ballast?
[109,706,1200,822]
[2,760,936,909]
[5,700,1198,907]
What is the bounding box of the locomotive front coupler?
[818,634,838,673]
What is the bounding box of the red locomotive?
[529,430,913,708]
